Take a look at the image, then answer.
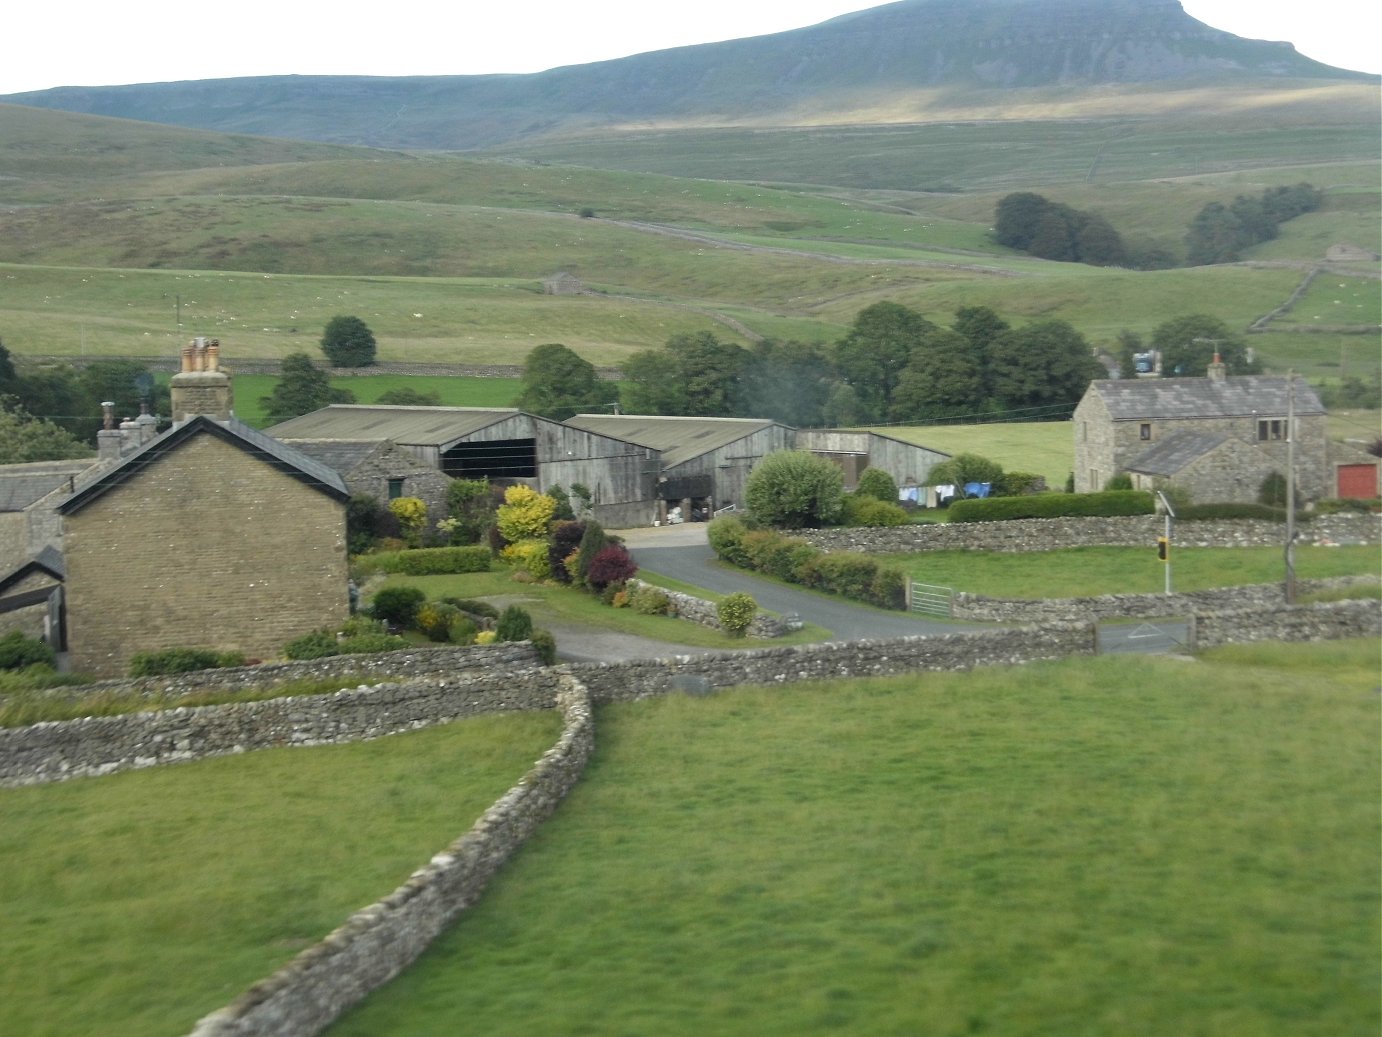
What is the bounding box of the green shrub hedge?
[365,546,491,576]
[0,631,55,671]
[706,517,906,610]
[947,490,1154,523]
[128,648,246,677]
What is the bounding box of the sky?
[1,0,1376,96]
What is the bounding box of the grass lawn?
[230,373,524,427]
[884,545,1379,598]
[329,640,1381,1036]
[380,571,831,648]
[0,711,562,1037]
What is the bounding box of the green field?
[329,641,1380,1036]
[884,545,1379,599]
[229,374,525,427]
[0,710,562,1037]
[1,100,1377,387]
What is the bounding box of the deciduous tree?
[1151,315,1258,377]
[515,343,607,420]
[320,315,377,368]
[261,353,355,424]
[745,450,845,528]
[834,302,936,422]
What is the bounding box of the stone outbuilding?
[1073,359,1333,503]
[278,439,455,526]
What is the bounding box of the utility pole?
[1157,490,1175,595]
[1285,370,1297,604]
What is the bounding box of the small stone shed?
[279,439,454,525]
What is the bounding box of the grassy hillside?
[0,99,1376,388]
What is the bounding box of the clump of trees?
[994,192,1127,266]
[515,343,609,420]
[1184,183,1323,266]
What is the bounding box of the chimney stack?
[170,337,233,422]
[1207,352,1227,382]
[97,401,122,461]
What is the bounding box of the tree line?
[994,182,1321,269]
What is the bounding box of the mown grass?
[376,571,831,648]
[330,640,1380,1036]
[888,544,1379,598]
[882,421,1076,488]
[0,710,563,1037]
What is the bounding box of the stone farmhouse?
[1072,357,1374,503]
[277,439,454,527]
[0,339,351,677]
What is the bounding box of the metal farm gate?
[908,582,953,618]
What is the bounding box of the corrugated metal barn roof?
[266,406,521,447]
[566,415,781,468]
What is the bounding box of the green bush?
[500,539,552,579]
[717,592,758,638]
[338,632,409,655]
[448,615,479,646]
[1103,473,1134,491]
[284,630,340,660]
[440,597,500,620]
[1314,498,1379,515]
[366,546,491,576]
[0,631,55,671]
[745,450,845,528]
[1000,471,1047,496]
[128,648,228,677]
[530,628,557,665]
[948,490,1154,522]
[496,605,534,643]
[707,516,752,567]
[629,585,672,615]
[842,495,910,527]
[370,585,427,628]
[416,602,462,642]
[801,553,881,602]
[869,566,909,610]
[854,467,899,503]
[1177,503,1308,523]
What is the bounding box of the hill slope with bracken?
[1,0,1372,151]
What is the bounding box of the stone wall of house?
[793,514,1381,554]
[61,434,350,677]
[625,578,787,638]
[345,445,454,526]
[951,576,1377,622]
[186,673,594,1037]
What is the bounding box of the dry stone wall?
[186,674,594,1037]
[952,576,1378,623]
[1194,599,1380,647]
[796,514,1381,554]
[625,578,787,638]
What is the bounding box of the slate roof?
[266,406,523,447]
[1125,431,1232,477]
[0,545,66,595]
[57,416,349,515]
[565,414,782,469]
[0,460,99,512]
[277,439,387,475]
[1087,376,1325,421]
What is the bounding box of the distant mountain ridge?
[2,0,1371,151]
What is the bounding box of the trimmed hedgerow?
[366,546,492,576]
[128,648,245,677]
[947,490,1154,523]
[707,522,907,610]
[530,628,557,665]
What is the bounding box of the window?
[1257,419,1287,442]
[387,477,405,500]
[1139,423,1152,441]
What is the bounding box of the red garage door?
[1337,463,1378,499]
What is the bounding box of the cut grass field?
[884,545,1379,599]
[329,640,1380,1036]
[0,710,562,1037]
[230,374,525,427]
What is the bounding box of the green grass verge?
[330,640,1381,1036]
[379,571,831,648]
[0,711,562,1037]
[887,544,1379,598]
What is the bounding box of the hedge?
[706,516,906,611]
[947,490,1154,523]
[365,546,492,576]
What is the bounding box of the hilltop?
[2,0,1373,152]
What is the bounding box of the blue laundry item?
[963,482,991,498]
